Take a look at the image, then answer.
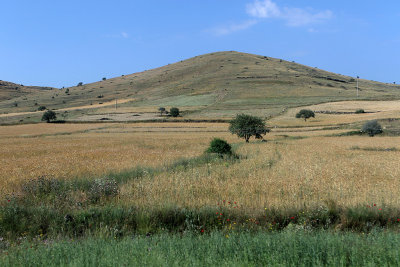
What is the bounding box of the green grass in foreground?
[1,231,400,266]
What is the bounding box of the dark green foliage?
[41,110,57,123]
[355,109,365,114]
[229,114,269,142]
[37,106,46,111]
[13,102,18,107]
[158,107,166,116]
[77,82,83,87]
[102,77,106,81]
[361,120,383,136]
[296,109,315,121]
[170,107,180,117]
[65,88,69,94]
[206,138,232,155]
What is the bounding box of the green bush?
[296,109,315,121]
[41,110,57,123]
[206,138,232,155]
[37,106,46,111]
[355,109,365,114]
[361,120,383,137]
[170,107,180,117]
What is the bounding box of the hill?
[1,51,399,122]
[0,80,55,101]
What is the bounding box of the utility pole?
[356,76,359,97]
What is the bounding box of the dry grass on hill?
[2,51,399,122]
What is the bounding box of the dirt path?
[0,98,135,118]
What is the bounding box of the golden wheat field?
[1,120,400,212]
[120,136,400,212]
[0,123,231,193]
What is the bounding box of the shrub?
[361,120,383,137]
[296,109,315,121]
[206,138,232,155]
[229,114,269,142]
[88,178,119,203]
[65,88,69,94]
[77,82,83,87]
[102,77,106,81]
[41,110,57,123]
[38,106,46,111]
[170,107,180,117]
[355,109,365,114]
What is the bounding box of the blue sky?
[1,0,399,88]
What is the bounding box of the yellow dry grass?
[1,121,400,213]
[0,123,234,194]
[120,136,400,212]
[0,123,113,137]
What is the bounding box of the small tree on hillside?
[41,110,57,123]
[38,106,47,111]
[158,107,166,116]
[361,120,382,137]
[229,114,269,143]
[296,109,315,121]
[170,107,180,117]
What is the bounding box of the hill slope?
[0,80,55,101]
[1,51,399,121]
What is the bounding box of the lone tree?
[158,107,166,116]
[170,107,180,117]
[41,110,57,123]
[361,120,382,137]
[296,109,315,121]
[37,106,46,111]
[229,114,269,143]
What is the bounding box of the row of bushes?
[2,200,400,239]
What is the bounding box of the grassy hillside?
[1,51,399,122]
[0,80,55,102]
